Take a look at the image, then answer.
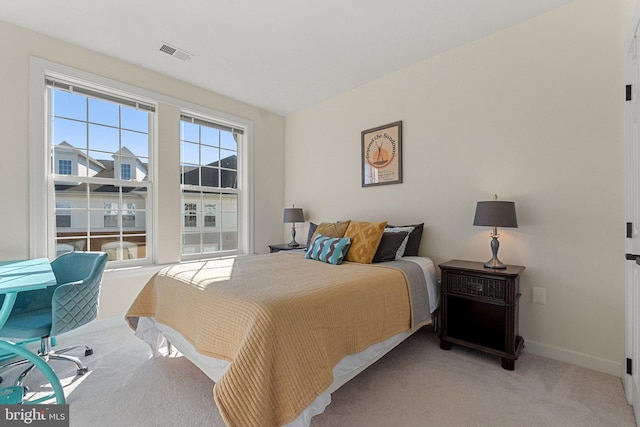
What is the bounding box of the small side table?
[438,259,525,370]
[269,244,307,253]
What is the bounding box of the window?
[123,202,136,228]
[30,58,253,263]
[180,114,242,256]
[121,163,131,180]
[204,203,216,227]
[47,76,153,263]
[184,203,197,227]
[58,159,72,175]
[104,202,118,227]
[55,201,71,228]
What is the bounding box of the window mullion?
[181,184,239,194]
[53,174,149,188]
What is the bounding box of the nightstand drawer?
[445,272,506,301]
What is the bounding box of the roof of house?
[55,145,237,194]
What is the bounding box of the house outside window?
[47,76,153,262]
[180,113,241,256]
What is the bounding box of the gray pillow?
[372,231,409,263]
[386,223,424,256]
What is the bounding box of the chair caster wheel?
[77,367,88,376]
[84,348,93,357]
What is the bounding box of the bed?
[125,250,439,427]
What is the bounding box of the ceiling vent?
[159,42,192,61]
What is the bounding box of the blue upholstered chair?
[0,251,107,389]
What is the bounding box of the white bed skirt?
[135,317,414,427]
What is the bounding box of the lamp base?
[484,234,507,269]
[288,225,300,247]
[484,258,507,269]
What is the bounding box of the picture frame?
[361,121,402,187]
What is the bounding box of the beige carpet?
[10,323,636,427]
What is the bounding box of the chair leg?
[0,340,65,404]
[10,339,48,388]
[43,339,89,376]
[0,338,46,381]
[50,344,93,357]
[15,363,37,388]
[1,337,92,388]
[49,353,88,375]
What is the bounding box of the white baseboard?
[524,338,623,378]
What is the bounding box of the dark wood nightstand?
[268,244,306,253]
[438,259,525,370]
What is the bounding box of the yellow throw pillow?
[343,221,387,264]
[311,220,351,241]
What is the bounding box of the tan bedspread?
[125,252,424,427]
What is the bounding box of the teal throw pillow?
[304,234,351,265]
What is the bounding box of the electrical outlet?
[532,286,546,304]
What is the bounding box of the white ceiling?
[0,0,573,116]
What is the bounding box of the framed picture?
[361,121,402,187]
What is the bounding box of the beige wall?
[0,20,285,318]
[285,0,633,371]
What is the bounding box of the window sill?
[103,253,244,281]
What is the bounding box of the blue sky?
[52,89,149,160]
[51,89,237,167]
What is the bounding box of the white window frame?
[29,57,254,263]
[47,81,153,264]
[30,60,155,265]
[180,111,244,259]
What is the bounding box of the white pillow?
[384,226,414,259]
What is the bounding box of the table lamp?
[473,195,518,269]
[283,205,305,247]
